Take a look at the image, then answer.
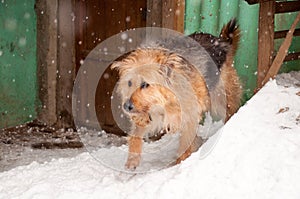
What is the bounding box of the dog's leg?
[125,122,147,170]
[126,134,143,170]
[176,122,198,164]
[164,101,181,134]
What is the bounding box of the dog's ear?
[159,64,173,78]
[110,51,134,73]
[110,61,122,70]
[111,61,128,76]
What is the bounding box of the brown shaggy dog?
[112,19,242,170]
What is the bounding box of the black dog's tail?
[220,18,240,56]
[188,18,240,70]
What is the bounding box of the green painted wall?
[185,0,300,100]
[0,0,38,128]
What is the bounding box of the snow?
[0,76,300,198]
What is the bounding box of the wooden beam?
[284,52,300,62]
[275,1,300,14]
[146,0,162,27]
[274,28,300,39]
[36,0,58,126]
[257,0,275,87]
[56,0,76,128]
[174,0,185,33]
[161,0,174,29]
[161,0,185,32]
[245,0,274,5]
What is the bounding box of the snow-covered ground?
[0,73,300,199]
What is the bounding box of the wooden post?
[36,0,59,126]
[36,1,76,129]
[261,11,300,86]
[162,0,185,32]
[147,0,162,27]
[257,0,275,87]
[147,0,185,32]
[56,0,76,128]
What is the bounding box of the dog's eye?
[128,80,132,87]
[140,81,149,89]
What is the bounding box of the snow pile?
[0,80,300,199]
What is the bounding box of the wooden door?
[75,0,147,135]
[75,0,147,71]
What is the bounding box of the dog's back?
[136,19,242,121]
[189,19,242,120]
[196,19,241,120]
[189,19,242,121]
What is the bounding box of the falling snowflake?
[5,18,17,31]
[103,73,109,79]
[121,32,128,40]
[18,37,26,46]
[118,46,125,53]
[24,12,30,19]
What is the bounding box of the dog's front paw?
[125,153,141,170]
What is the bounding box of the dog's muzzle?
[123,99,134,112]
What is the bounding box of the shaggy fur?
[111,19,242,170]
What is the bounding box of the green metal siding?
[0,0,38,128]
[185,0,300,100]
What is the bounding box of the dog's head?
[111,48,182,127]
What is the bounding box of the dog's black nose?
[123,99,134,112]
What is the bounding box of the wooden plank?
[36,0,58,126]
[56,0,76,128]
[125,0,146,29]
[74,0,89,130]
[275,1,300,14]
[274,28,300,39]
[135,0,147,28]
[257,1,275,87]
[174,0,185,33]
[245,0,273,5]
[146,0,162,27]
[105,0,126,37]
[162,0,175,29]
[86,0,106,52]
[284,52,300,62]
[161,0,185,32]
[74,0,86,73]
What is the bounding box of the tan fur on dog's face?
[130,84,182,132]
[112,48,173,114]
[115,64,166,106]
[112,48,186,134]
